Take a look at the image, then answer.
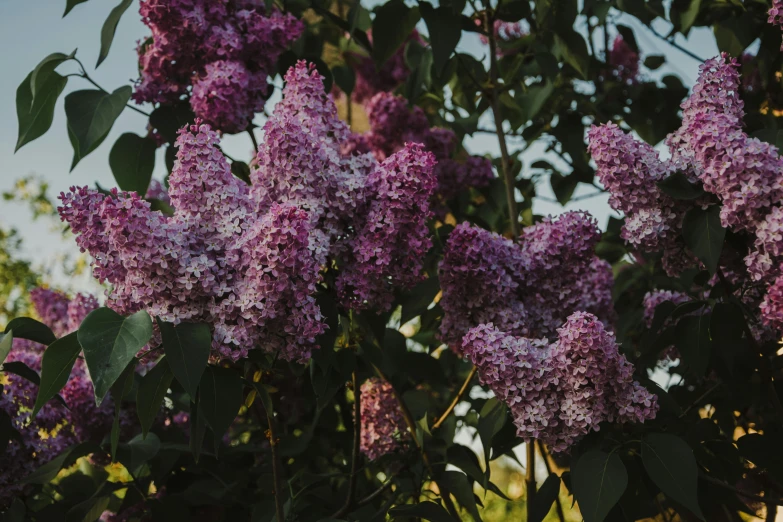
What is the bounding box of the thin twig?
[357,478,394,506]
[647,27,707,63]
[526,442,537,518]
[432,367,477,430]
[73,58,151,117]
[485,9,520,240]
[247,128,259,152]
[679,381,722,418]
[701,475,783,506]
[331,371,362,518]
[258,398,286,522]
[372,365,461,520]
[538,442,565,522]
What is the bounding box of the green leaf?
[117,432,160,475]
[1,361,42,386]
[0,331,13,366]
[550,172,578,205]
[400,276,440,325]
[190,392,207,462]
[641,433,704,520]
[519,81,553,122]
[496,0,531,21]
[30,50,76,100]
[673,0,701,33]
[65,87,132,169]
[643,55,666,70]
[530,473,561,522]
[657,172,704,200]
[439,471,482,521]
[2,497,25,522]
[420,3,462,75]
[332,65,356,95]
[371,0,421,67]
[572,450,628,522]
[96,0,133,67]
[15,71,68,152]
[64,0,90,16]
[67,496,110,522]
[199,366,244,447]
[404,41,433,103]
[78,307,152,405]
[478,398,507,464]
[110,358,137,459]
[136,357,174,438]
[554,30,589,79]
[389,501,454,522]
[33,332,81,416]
[4,317,56,346]
[231,160,251,184]
[158,320,211,399]
[447,444,485,484]
[675,313,711,377]
[714,13,759,57]
[109,133,157,195]
[682,205,725,276]
[23,441,102,484]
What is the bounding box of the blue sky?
[0,1,720,289]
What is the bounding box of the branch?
[701,474,783,507]
[372,365,461,520]
[679,381,722,418]
[432,367,477,430]
[258,399,286,522]
[73,58,150,117]
[538,441,565,522]
[331,371,362,518]
[526,442,537,518]
[647,27,706,63]
[357,478,394,506]
[485,9,520,240]
[247,128,259,152]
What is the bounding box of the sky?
[0,1,720,292]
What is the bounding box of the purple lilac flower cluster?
[439,211,614,350]
[462,312,657,453]
[1,288,105,504]
[607,35,640,85]
[1,350,72,506]
[358,377,409,460]
[590,53,783,333]
[586,122,696,276]
[59,62,437,361]
[667,55,783,330]
[346,92,493,209]
[145,179,170,205]
[134,0,303,133]
[477,20,527,56]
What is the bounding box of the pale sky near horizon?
[0,0,721,291]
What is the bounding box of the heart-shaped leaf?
[4,317,56,346]
[78,308,152,405]
[33,331,82,416]
[572,450,628,522]
[136,357,174,438]
[158,320,211,399]
[642,433,705,520]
